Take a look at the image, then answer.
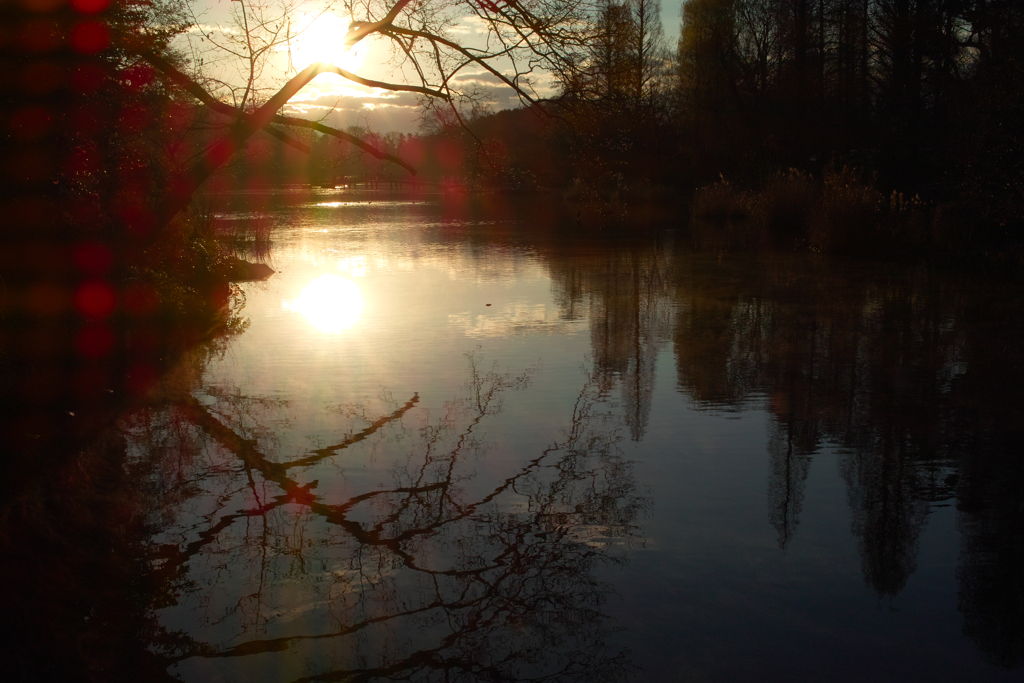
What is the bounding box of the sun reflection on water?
[283,275,364,333]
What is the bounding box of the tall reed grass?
[214,216,273,263]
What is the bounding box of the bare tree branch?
[384,25,541,107]
[140,0,596,233]
[268,113,417,173]
[263,125,311,152]
[321,63,450,98]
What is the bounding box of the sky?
[185,0,686,134]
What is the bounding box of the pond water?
[14,191,1024,682]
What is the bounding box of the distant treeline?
[255,0,1017,253]
[4,1,1023,259]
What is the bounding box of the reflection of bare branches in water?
[545,236,673,443]
[128,353,645,682]
[766,419,813,550]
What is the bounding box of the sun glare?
[288,13,367,71]
[284,275,364,333]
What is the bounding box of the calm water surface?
[105,192,1024,680]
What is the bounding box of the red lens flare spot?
[71,62,106,93]
[123,283,159,316]
[75,280,116,318]
[207,139,237,166]
[119,104,149,132]
[69,21,109,54]
[73,242,113,275]
[436,140,463,170]
[402,138,427,166]
[71,0,110,14]
[168,174,194,201]
[75,324,115,357]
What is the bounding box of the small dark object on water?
[228,258,276,282]
[486,303,492,306]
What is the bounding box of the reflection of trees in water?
[833,277,955,597]
[129,353,646,681]
[674,294,755,406]
[671,259,845,549]
[952,302,1024,669]
[840,436,930,597]
[957,444,1024,669]
[304,216,1024,670]
[542,235,1024,665]
[672,265,772,408]
[766,420,813,550]
[547,238,672,442]
[668,259,972,592]
[670,256,1024,661]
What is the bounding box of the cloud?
[186,24,240,36]
[448,16,489,35]
[450,71,506,85]
[276,62,556,133]
[283,91,425,133]
[286,90,422,112]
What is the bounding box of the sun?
[287,13,368,71]
[284,275,364,333]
